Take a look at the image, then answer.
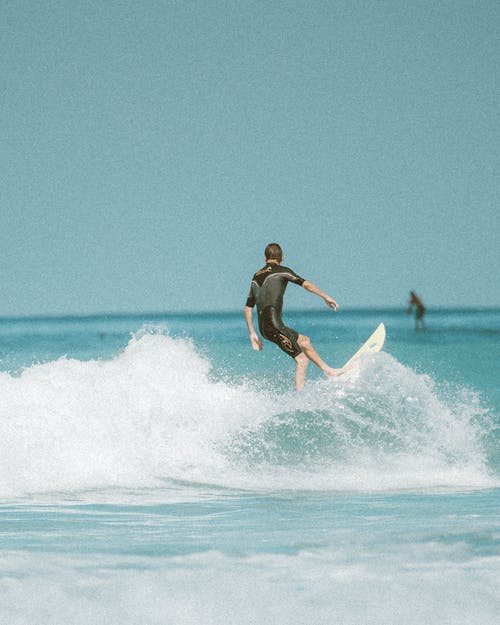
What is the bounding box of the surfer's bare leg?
[294,352,309,390]
[297,334,343,379]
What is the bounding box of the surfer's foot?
[324,367,345,379]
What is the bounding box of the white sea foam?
[1,548,499,625]
[0,330,495,498]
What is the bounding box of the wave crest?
[0,331,495,497]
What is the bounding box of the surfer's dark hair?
[265,243,283,262]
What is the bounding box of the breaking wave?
[0,330,496,497]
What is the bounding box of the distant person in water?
[407,291,426,331]
[244,243,343,390]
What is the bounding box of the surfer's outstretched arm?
[244,306,263,351]
[302,281,339,311]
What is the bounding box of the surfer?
[244,243,343,390]
[407,291,426,331]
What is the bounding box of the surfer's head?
[265,243,283,263]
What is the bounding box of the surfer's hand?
[250,333,263,351]
[325,297,338,311]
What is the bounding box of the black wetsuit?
[246,263,305,358]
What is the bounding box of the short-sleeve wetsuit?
[246,263,305,358]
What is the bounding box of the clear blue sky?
[1,0,499,316]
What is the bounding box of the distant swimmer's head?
[265,243,283,264]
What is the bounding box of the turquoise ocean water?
[0,309,499,624]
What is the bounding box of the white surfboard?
[342,323,386,369]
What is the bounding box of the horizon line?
[1,305,499,323]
